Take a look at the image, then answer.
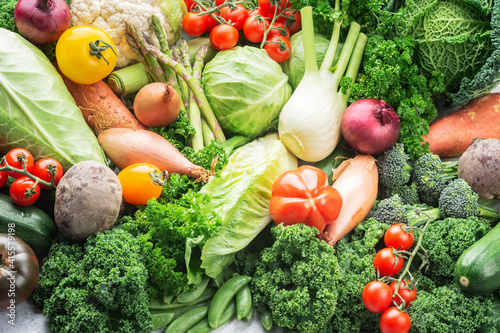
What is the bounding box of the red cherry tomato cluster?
[181,0,301,62]
[0,148,64,206]
[362,224,417,333]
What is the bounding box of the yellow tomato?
[56,26,117,85]
[117,163,164,205]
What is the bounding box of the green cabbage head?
[202,46,292,138]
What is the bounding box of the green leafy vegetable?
[200,133,298,278]
[0,28,106,170]
[202,46,292,138]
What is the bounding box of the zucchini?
[0,193,57,255]
[454,222,500,295]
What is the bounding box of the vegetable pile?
[1,0,500,332]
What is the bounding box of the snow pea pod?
[208,275,251,328]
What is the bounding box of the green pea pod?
[151,311,176,330]
[177,275,210,304]
[164,305,209,333]
[260,309,273,331]
[214,270,224,288]
[208,275,251,328]
[163,290,176,304]
[235,285,252,320]
[149,287,217,311]
[186,300,236,333]
[244,304,253,320]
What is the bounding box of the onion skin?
[134,82,181,128]
[341,99,400,155]
[322,155,378,245]
[14,0,71,45]
[98,128,208,179]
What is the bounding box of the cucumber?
[0,193,57,255]
[454,222,500,295]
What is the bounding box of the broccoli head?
[235,224,340,333]
[412,153,458,206]
[373,194,440,226]
[376,143,414,190]
[420,216,491,285]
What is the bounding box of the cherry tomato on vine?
[379,307,411,333]
[10,176,40,206]
[373,247,404,277]
[183,11,207,37]
[264,35,291,63]
[56,25,117,85]
[183,0,196,10]
[203,12,219,34]
[215,0,226,5]
[389,280,417,307]
[268,21,290,39]
[0,172,7,189]
[3,148,34,178]
[362,281,393,313]
[210,24,239,50]
[248,8,263,17]
[384,224,414,251]
[220,4,249,30]
[258,0,290,18]
[243,16,270,43]
[276,10,301,35]
[32,158,64,190]
[117,163,164,205]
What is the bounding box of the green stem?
[107,63,151,95]
[189,95,204,152]
[201,116,215,146]
[299,7,318,74]
[332,22,361,88]
[340,32,368,102]
[320,0,341,71]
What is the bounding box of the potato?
[54,160,122,241]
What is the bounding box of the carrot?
[423,93,500,158]
[97,127,209,180]
[54,64,145,134]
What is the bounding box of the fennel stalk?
[278,4,367,162]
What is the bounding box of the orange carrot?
[55,65,145,134]
[423,93,500,158]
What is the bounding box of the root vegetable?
[133,82,181,127]
[97,127,209,180]
[54,161,122,241]
[458,138,500,199]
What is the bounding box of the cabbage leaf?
[200,133,298,278]
[0,29,106,170]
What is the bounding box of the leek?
[278,3,367,162]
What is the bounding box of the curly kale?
[32,228,153,333]
[235,224,340,333]
[330,218,387,332]
[409,284,497,333]
[0,0,16,32]
[419,217,491,285]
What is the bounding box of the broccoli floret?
[411,153,458,206]
[235,224,340,333]
[420,216,491,285]
[409,284,497,333]
[32,228,153,333]
[439,178,500,221]
[373,194,440,226]
[376,143,414,189]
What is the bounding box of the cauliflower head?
[70,0,186,68]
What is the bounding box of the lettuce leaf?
[0,29,106,170]
[200,133,298,278]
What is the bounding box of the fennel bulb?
[278,5,367,162]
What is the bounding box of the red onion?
[340,98,401,155]
[14,0,71,45]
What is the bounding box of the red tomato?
[183,11,207,37]
[384,224,414,251]
[118,163,164,205]
[268,21,290,39]
[362,281,393,313]
[209,24,239,50]
[183,0,196,10]
[204,13,219,34]
[248,8,263,17]
[9,176,40,206]
[373,247,404,277]
[215,0,226,5]
[269,165,343,233]
[32,158,64,190]
[0,171,8,189]
[243,16,270,43]
[379,307,411,333]
[220,4,249,30]
[264,35,291,63]
[389,280,417,307]
[258,0,290,18]
[3,148,34,178]
[276,9,301,35]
